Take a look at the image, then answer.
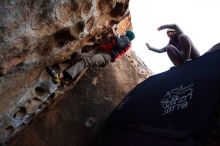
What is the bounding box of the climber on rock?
[146,24,200,66]
[62,24,135,81]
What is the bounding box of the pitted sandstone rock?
[0,0,152,145]
[0,0,129,76]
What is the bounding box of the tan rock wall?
[0,0,129,75]
[0,0,152,145]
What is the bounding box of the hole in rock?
[35,83,49,97]
[75,21,85,34]
[5,126,14,137]
[54,28,75,47]
[110,2,128,17]
[13,107,27,120]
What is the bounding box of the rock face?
[0,0,130,75]
[0,0,152,145]
[7,51,151,146]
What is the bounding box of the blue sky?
[130,0,220,74]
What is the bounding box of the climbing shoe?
[60,71,72,86]
[52,73,62,84]
[46,66,61,84]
